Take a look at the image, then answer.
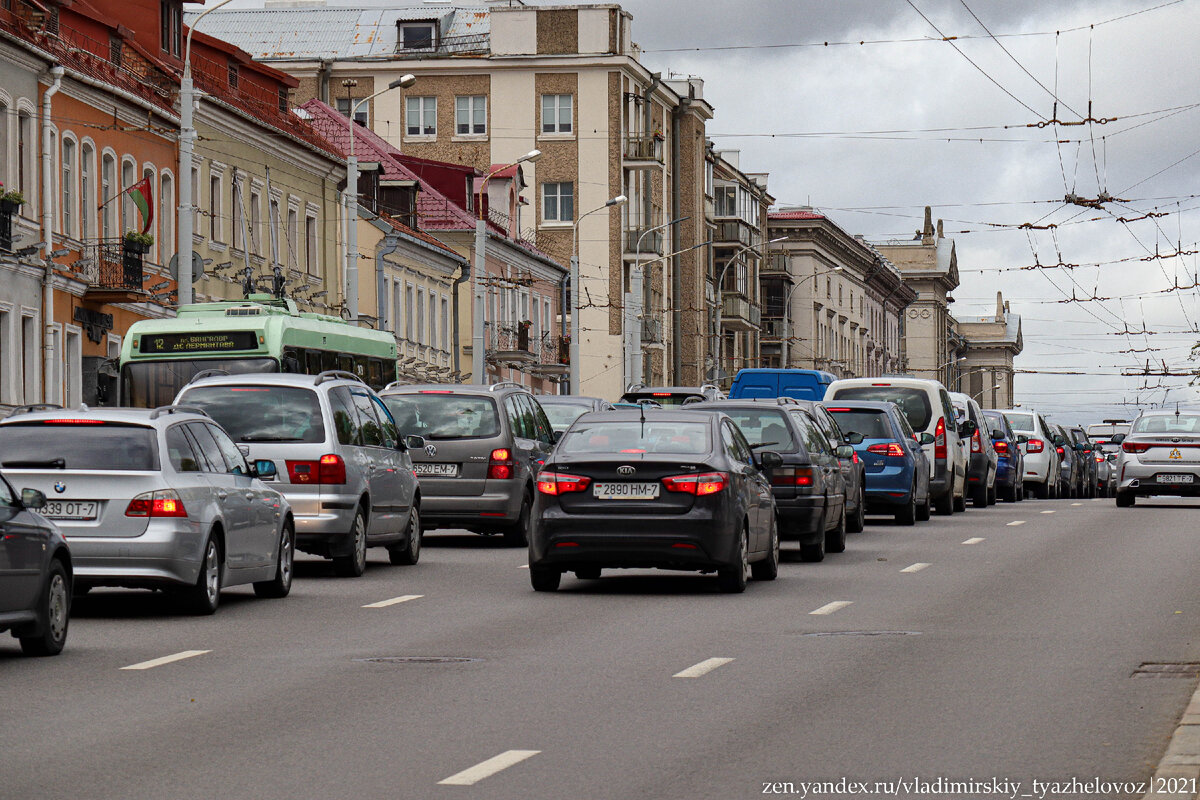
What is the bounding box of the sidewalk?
[1143,680,1200,799]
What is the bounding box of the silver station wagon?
[0,406,293,614]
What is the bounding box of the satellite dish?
[169,251,205,284]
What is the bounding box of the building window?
[404,284,414,340]
[278,88,288,113]
[80,143,94,241]
[541,94,572,134]
[101,153,115,238]
[336,97,367,126]
[428,291,437,350]
[159,172,174,259]
[120,159,135,233]
[399,21,436,50]
[305,212,317,274]
[455,95,486,135]
[17,112,32,204]
[542,182,574,223]
[405,97,436,136]
[209,174,222,242]
[269,198,280,264]
[109,36,122,68]
[287,207,298,268]
[250,189,261,256]
[160,0,181,56]
[61,138,75,238]
[232,179,244,250]
[441,297,449,352]
[227,63,238,89]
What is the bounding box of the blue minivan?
[729,369,836,401]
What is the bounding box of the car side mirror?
[958,420,977,436]
[251,459,277,480]
[991,429,1005,439]
[919,432,935,445]
[21,488,46,509]
[1016,435,1029,444]
[1107,453,1117,461]
[844,432,864,445]
[759,451,784,469]
[1110,433,1126,444]
[552,429,565,444]
[836,444,855,459]
[402,435,425,451]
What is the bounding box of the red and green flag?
[126,176,154,234]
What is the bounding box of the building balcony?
[714,219,761,248]
[625,206,665,255]
[720,293,761,331]
[486,323,536,365]
[761,253,792,280]
[622,135,664,165]
[529,332,570,376]
[760,316,786,340]
[642,317,664,344]
[83,238,148,302]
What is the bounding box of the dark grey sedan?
[0,473,71,656]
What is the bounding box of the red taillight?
[419,390,454,394]
[1094,454,1104,463]
[771,467,814,487]
[1026,438,1045,453]
[866,442,906,457]
[536,471,591,495]
[125,489,188,518]
[663,472,728,495]
[1056,446,1064,455]
[43,419,104,424]
[652,392,671,397]
[851,451,860,464]
[825,408,851,413]
[320,454,347,484]
[970,429,982,453]
[994,440,1009,455]
[1122,441,1151,454]
[488,448,514,480]
[286,458,348,485]
[934,417,947,460]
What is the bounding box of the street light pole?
[471,150,542,383]
[973,383,1003,403]
[629,215,689,387]
[570,195,627,394]
[711,235,786,382]
[344,74,415,323]
[781,266,842,368]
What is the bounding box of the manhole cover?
[802,631,922,637]
[354,656,481,665]
[1132,662,1200,678]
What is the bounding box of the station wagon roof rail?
[148,405,211,420]
[186,369,232,386]
[489,381,524,392]
[313,370,365,386]
[7,403,65,417]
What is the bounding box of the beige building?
[957,292,1023,409]
[200,2,715,398]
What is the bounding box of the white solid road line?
[1006,520,1026,527]
[962,537,985,545]
[673,657,735,678]
[362,595,423,609]
[810,601,854,615]
[120,650,211,671]
[438,750,541,786]
[900,563,930,573]
[1041,510,1057,514]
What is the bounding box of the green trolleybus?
[120,296,398,407]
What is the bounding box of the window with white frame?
[17,112,33,204]
[404,284,414,340]
[287,206,298,269]
[0,100,8,189]
[406,97,436,136]
[542,182,573,223]
[428,291,437,349]
[159,171,173,258]
[304,211,317,274]
[440,297,449,352]
[232,179,244,250]
[399,21,436,50]
[269,197,280,264]
[250,188,262,256]
[393,281,403,337]
[101,153,115,238]
[120,158,135,233]
[416,288,426,343]
[335,97,368,126]
[455,95,486,135]
[209,173,222,242]
[541,94,572,134]
[61,137,75,238]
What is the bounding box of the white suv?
[998,408,1056,498]
[826,378,969,514]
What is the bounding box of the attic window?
[109,35,122,68]
[398,21,437,50]
[228,63,239,89]
[278,87,288,113]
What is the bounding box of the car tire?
[826,505,847,554]
[254,521,294,599]
[717,527,750,593]
[503,495,531,548]
[799,527,826,562]
[972,484,988,508]
[1005,481,1019,503]
[847,485,865,533]
[574,567,601,580]
[953,482,967,512]
[388,506,422,566]
[934,478,954,515]
[333,507,369,577]
[19,559,70,657]
[916,488,932,521]
[1034,480,1049,500]
[181,535,221,615]
[987,483,997,505]
[1115,491,1136,508]
[895,486,917,526]
[751,518,779,581]
[530,566,561,592]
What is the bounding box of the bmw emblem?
[617,465,636,477]
[425,444,437,458]
[54,482,66,494]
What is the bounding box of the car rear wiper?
[2,458,66,469]
[240,435,306,442]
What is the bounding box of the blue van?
[728,369,836,401]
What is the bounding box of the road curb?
[1142,683,1200,799]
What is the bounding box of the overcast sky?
[238,0,1200,420]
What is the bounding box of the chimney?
[996,291,1004,320]
[921,206,934,245]
[936,219,944,239]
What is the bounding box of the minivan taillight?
[970,429,982,453]
[126,489,188,518]
[536,472,591,495]
[488,448,514,480]
[1026,438,1045,453]
[934,417,947,460]
[286,455,346,484]
[663,472,728,495]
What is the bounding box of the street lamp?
[628,215,689,387]
[973,383,1003,402]
[345,74,415,322]
[711,235,786,382]
[570,194,627,394]
[471,149,542,383]
[938,355,968,371]
[781,266,842,368]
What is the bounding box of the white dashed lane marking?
[810,601,854,615]
[1071,502,1083,507]
[900,563,930,573]
[438,750,541,786]
[1007,521,1026,527]
[120,650,211,671]
[362,595,423,609]
[962,537,985,545]
[673,657,735,678]
[1041,510,1056,514]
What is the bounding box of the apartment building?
[764,208,915,378]
[200,2,714,398]
[954,292,1023,409]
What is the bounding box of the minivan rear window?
[179,385,326,444]
[0,423,159,470]
[831,387,932,432]
[1003,412,1035,432]
[383,394,500,440]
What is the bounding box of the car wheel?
[934,478,954,515]
[19,559,70,657]
[916,487,932,521]
[181,535,221,615]
[895,485,917,526]
[972,484,988,508]
[799,519,826,562]
[750,518,779,581]
[503,495,531,548]
[717,527,749,593]
[826,504,847,554]
[574,567,601,580]
[1115,490,1136,508]
[953,482,967,512]
[388,506,422,566]
[530,566,561,592]
[847,485,865,533]
[333,507,369,577]
[254,521,295,599]
[987,483,997,505]
[1034,480,1048,499]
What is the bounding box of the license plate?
[1158,474,1195,484]
[414,463,458,477]
[41,500,99,520]
[593,482,660,500]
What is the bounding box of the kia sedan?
[529,410,781,593]
[1114,411,1200,506]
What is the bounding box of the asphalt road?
[3,495,1200,800]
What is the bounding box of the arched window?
[80,142,95,241]
[120,158,136,234]
[61,137,76,237]
[0,98,9,189]
[101,152,116,238]
[159,171,174,262]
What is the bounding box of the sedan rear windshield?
[559,421,711,455]
[538,402,593,432]
[824,410,893,440]
[718,409,795,450]
[0,423,159,470]
[831,387,932,432]
[1132,414,1200,434]
[178,385,325,443]
[1002,412,1035,432]
[382,394,500,440]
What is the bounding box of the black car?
[529,409,781,593]
[687,399,854,561]
[535,395,614,436]
[619,384,724,407]
[0,473,71,656]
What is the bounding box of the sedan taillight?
[126,489,188,518]
[536,472,591,495]
[770,467,814,487]
[1026,438,1045,453]
[1122,441,1152,453]
[994,440,1009,455]
[663,472,728,495]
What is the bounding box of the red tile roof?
[769,209,825,220]
[376,213,462,260]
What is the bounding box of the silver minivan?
[0,406,292,614]
[177,371,424,577]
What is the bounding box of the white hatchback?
[997,408,1057,498]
